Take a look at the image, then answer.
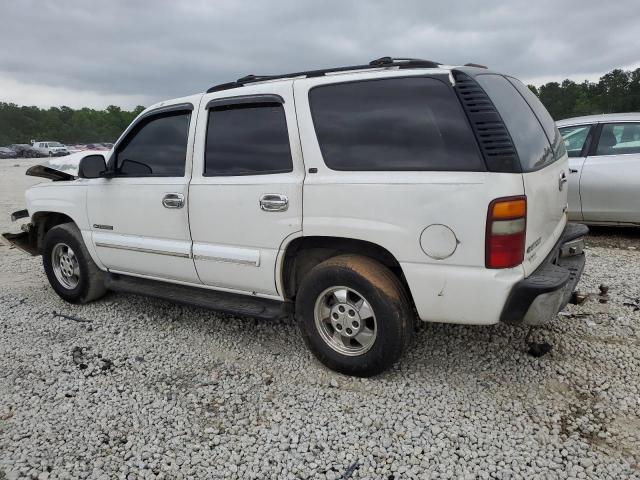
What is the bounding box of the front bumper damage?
[501,223,589,326]
[2,209,38,256]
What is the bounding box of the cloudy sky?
[1,0,638,109]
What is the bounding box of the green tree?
[532,67,640,120]
[0,103,145,145]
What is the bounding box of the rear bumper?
[500,223,588,325]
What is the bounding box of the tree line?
[0,104,145,145]
[1,67,640,145]
[530,67,640,120]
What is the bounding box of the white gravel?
[1,158,639,479]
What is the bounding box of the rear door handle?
[559,172,568,191]
[162,193,185,209]
[569,168,578,174]
[260,194,288,212]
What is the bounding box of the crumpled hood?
[29,150,108,179]
[26,164,75,181]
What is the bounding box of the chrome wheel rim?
[52,242,80,289]
[314,286,377,356]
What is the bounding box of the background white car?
[558,113,640,225]
[32,141,69,157]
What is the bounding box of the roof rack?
[206,56,442,93]
[463,62,488,69]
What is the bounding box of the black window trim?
[203,98,293,177]
[308,74,486,172]
[111,102,194,155]
[205,94,284,110]
[109,104,193,178]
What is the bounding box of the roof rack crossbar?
[463,62,488,69]
[206,56,442,93]
[368,56,441,68]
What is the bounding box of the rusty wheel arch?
[280,236,415,308]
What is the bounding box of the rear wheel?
[295,254,413,377]
[43,223,107,304]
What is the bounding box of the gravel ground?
[1,158,639,479]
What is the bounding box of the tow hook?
[569,284,609,305]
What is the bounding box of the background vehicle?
[4,58,586,376]
[7,144,44,158]
[31,141,69,157]
[84,143,111,151]
[558,113,640,225]
[66,144,87,154]
[0,147,18,159]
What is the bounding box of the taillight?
[486,196,526,269]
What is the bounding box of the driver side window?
[115,110,191,177]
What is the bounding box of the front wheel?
[43,223,107,304]
[295,255,413,377]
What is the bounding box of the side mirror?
[78,154,107,179]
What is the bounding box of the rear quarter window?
[309,76,484,171]
[506,77,567,161]
[475,74,555,172]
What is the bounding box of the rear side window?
[309,77,483,171]
[596,123,640,155]
[204,103,293,176]
[476,74,554,172]
[116,111,191,177]
[507,77,567,161]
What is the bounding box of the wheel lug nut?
[338,306,345,313]
[348,310,355,316]
[336,324,342,330]
[346,328,352,335]
[352,321,359,328]
[332,313,339,320]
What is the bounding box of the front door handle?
[162,193,185,209]
[260,194,288,212]
[569,168,578,174]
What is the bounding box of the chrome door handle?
[162,193,185,209]
[559,172,568,191]
[260,194,288,212]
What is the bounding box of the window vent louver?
[453,71,521,173]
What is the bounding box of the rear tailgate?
[521,160,567,273]
[474,73,568,275]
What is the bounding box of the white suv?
[4,57,587,376]
[32,141,69,157]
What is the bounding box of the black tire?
[43,222,107,304]
[295,254,413,377]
